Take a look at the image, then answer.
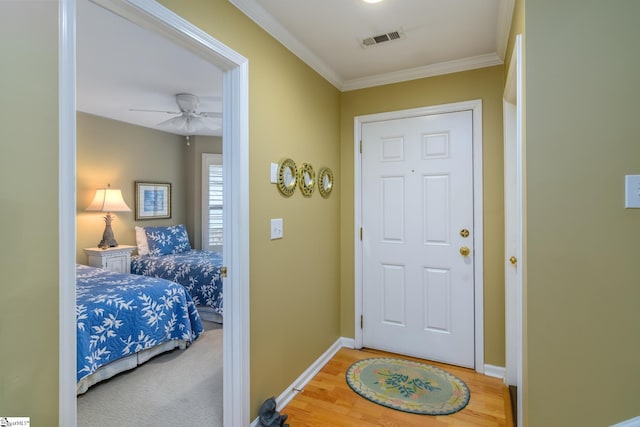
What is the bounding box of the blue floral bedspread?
[76,264,204,383]
[130,250,223,315]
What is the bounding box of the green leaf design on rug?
[374,368,441,398]
[346,357,470,415]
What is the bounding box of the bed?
[131,224,224,323]
[76,264,204,394]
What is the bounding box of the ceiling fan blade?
[129,108,181,114]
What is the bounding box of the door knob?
[509,256,518,265]
[460,246,470,256]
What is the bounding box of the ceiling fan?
[130,93,222,134]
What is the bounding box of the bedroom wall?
[0,1,59,423]
[339,65,507,367]
[525,1,640,425]
[76,112,189,262]
[157,0,342,418]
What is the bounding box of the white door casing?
[354,100,484,372]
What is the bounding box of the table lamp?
[86,184,131,248]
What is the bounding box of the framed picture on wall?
[135,181,171,220]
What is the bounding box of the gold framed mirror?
[317,167,334,198]
[277,158,297,197]
[298,162,315,197]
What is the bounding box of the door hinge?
[360,140,362,153]
[360,315,363,329]
[360,228,363,240]
[221,266,228,278]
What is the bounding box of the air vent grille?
[362,30,405,48]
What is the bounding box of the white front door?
[361,110,475,368]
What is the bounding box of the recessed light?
[362,0,384,3]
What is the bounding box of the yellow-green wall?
[157,0,342,416]
[0,2,59,423]
[524,0,640,425]
[339,66,507,366]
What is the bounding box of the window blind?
[207,163,223,247]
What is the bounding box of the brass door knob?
[509,256,518,265]
[460,246,470,256]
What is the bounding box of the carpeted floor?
[77,321,223,427]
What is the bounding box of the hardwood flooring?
[281,347,512,427]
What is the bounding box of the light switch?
[625,175,640,208]
[270,163,279,184]
[270,218,283,239]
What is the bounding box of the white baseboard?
[483,364,506,380]
[250,337,355,427]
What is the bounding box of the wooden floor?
[281,348,513,427]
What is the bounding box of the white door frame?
[59,1,250,425]
[503,34,524,426]
[354,100,484,372]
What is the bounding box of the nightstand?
[84,245,136,274]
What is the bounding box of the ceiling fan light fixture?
[135,93,222,135]
[157,114,221,135]
[175,93,200,113]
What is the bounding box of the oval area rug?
[346,357,470,415]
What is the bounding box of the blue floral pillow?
[144,224,192,256]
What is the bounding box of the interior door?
[504,34,524,426]
[361,110,475,368]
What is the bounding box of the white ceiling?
[77,0,513,135]
[77,1,224,136]
[230,0,513,90]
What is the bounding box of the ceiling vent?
[361,30,405,48]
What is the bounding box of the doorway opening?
[59,1,250,425]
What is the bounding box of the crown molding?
[496,0,516,60]
[341,53,504,92]
[229,0,343,89]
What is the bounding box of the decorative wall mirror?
[298,162,315,197]
[318,167,334,198]
[277,158,297,197]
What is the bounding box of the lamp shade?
[86,186,131,212]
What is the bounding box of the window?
[202,153,223,251]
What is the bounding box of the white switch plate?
[625,175,640,208]
[270,163,278,184]
[270,218,283,239]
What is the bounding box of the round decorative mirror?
[317,167,334,198]
[298,163,315,197]
[277,158,297,197]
